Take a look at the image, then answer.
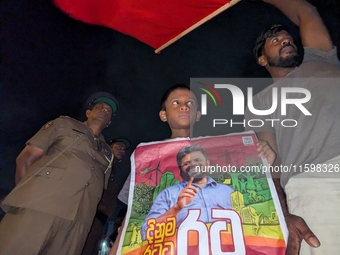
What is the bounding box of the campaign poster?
[117,131,287,255]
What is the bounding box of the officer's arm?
[264,0,333,52]
[15,145,44,184]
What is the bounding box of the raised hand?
[176,177,198,209]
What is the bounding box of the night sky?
[0,0,339,194]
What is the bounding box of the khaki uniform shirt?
[2,116,113,230]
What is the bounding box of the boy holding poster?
[110,84,276,254]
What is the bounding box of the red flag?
[53,0,240,53]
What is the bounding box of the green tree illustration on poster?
[153,172,180,201]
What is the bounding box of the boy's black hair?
[253,24,289,59]
[160,84,197,110]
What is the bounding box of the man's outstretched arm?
[264,0,333,52]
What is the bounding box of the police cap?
[86,92,119,114]
[108,136,131,149]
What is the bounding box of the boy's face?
[159,88,201,130]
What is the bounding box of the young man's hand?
[285,213,320,255]
[257,140,276,165]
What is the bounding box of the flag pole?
[154,0,241,53]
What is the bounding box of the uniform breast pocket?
[33,166,66,180]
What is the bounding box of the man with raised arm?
[246,0,340,254]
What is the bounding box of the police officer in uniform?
[82,136,131,255]
[0,92,118,255]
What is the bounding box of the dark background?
[0,0,339,195]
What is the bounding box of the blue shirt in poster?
[142,176,234,240]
